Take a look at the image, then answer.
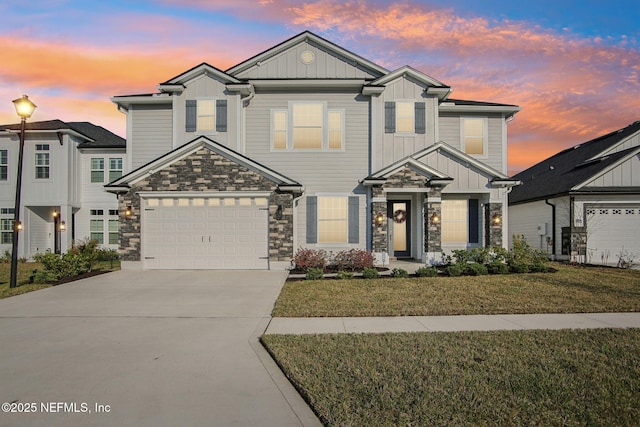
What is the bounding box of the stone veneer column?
[269,192,295,261]
[485,203,503,247]
[371,186,387,252]
[424,188,442,253]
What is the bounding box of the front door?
[389,200,411,258]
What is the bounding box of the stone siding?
[485,203,503,247]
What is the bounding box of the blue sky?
[1,0,638,172]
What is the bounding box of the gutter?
[545,199,556,257]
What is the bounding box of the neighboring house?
[0,120,125,258]
[107,31,520,270]
[509,121,640,265]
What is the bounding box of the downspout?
[545,199,556,258]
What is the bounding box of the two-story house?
[107,31,520,270]
[0,120,125,258]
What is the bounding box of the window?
[0,150,7,180]
[0,208,14,215]
[463,118,486,156]
[385,102,425,134]
[108,209,118,216]
[318,197,348,243]
[272,103,344,151]
[108,220,118,245]
[109,158,123,182]
[396,101,415,133]
[90,209,104,216]
[441,200,468,243]
[91,158,104,182]
[35,144,50,179]
[1,219,12,244]
[186,99,227,133]
[90,219,104,244]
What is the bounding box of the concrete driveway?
[0,270,320,427]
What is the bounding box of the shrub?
[466,262,488,276]
[68,239,100,271]
[36,252,91,281]
[332,249,375,272]
[362,267,379,279]
[451,249,470,265]
[446,264,465,277]
[510,262,529,274]
[0,249,10,263]
[469,247,492,265]
[335,270,354,280]
[390,268,409,278]
[293,248,327,271]
[415,266,438,277]
[30,269,58,284]
[305,268,324,280]
[487,260,509,274]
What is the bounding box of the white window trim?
[395,100,416,136]
[195,97,218,135]
[108,157,123,182]
[34,144,50,180]
[91,157,105,183]
[270,102,345,152]
[315,193,351,246]
[0,149,8,182]
[460,117,489,159]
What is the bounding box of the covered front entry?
[142,195,269,270]
[388,200,412,258]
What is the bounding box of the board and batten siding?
[583,154,640,187]
[437,113,507,174]
[599,132,640,156]
[420,150,496,192]
[374,77,438,170]
[130,104,173,169]
[233,40,379,80]
[173,74,240,151]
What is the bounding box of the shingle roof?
[509,121,640,205]
[0,120,125,148]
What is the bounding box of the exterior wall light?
[124,206,132,217]
[275,205,283,220]
[16,221,23,231]
[430,212,440,224]
[375,212,385,225]
[60,221,66,231]
[492,213,502,225]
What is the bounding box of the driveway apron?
[0,270,320,427]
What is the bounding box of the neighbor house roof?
[0,120,125,149]
[509,120,640,205]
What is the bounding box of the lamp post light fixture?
[9,95,37,288]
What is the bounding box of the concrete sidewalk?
[265,312,640,335]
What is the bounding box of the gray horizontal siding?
[131,105,173,169]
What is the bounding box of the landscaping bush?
[451,249,470,265]
[487,260,509,274]
[30,269,58,284]
[0,249,10,263]
[466,262,488,276]
[293,248,327,271]
[469,247,492,265]
[33,252,91,282]
[335,271,354,280]
[446,263,465,277]
[391,268,409,278]
[510,262,530,274]
[68,239,100,271]
[362,267,379,279]
[305,268,324,280]
[415,266,438,277]
[332,249,375,272]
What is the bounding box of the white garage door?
[142,196,269,270]
[587,206,640,264]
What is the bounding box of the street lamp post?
[9,95,36,288]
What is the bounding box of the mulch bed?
[52,269,115,285]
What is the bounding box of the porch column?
[424,188,442,253]
[485,202,503,247]
[371,186,387,253]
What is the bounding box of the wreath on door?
[393,209,407,224]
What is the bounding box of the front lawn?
[273,263,640,317]
[263,329,640,426]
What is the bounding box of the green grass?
[0,260,120,299]
[263,329,640,427]
[273,263,640,317]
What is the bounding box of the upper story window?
[271,102,344,151]
[0,150,7,181]
[186,99,227,133]
[385,101,426,135]
[35,144,50,179]
[91,158,104,182]
[462,118,487,156]
[109,158,123,182]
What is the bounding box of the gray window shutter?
[384,102,396,133]
[348,196,359,244]
[186,100,197,132]
[468,199,479,244]
[216,100,227,132]
[306,196,317,244]
[415,102,426,134]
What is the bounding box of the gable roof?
[226,30,388,79]
[159,62,241,91]
[0,120,125,148]
[106,136,301,192]
[509,120,640,205]
[439,98,521,118]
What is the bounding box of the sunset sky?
[1,0,638,174]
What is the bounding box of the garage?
[586,206,640,265]
[142,196,269,270]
